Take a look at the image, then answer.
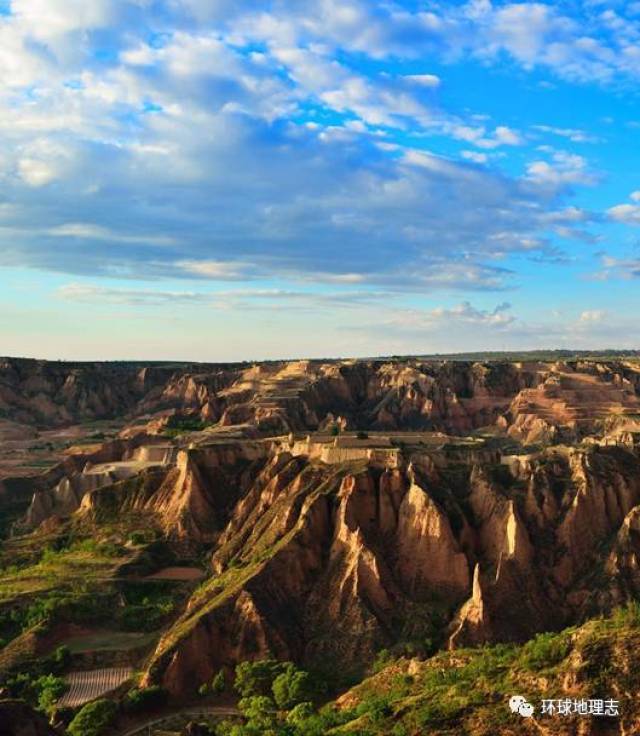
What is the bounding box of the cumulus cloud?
[607,191,640,225]
[430,301,515,326]
[448,123,523,149]
[0,0,618,297]
[525,151,596,189]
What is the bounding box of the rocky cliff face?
[4,357,640,436]
[129,438,640,697]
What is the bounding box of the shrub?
[164,415,211,437]
[519,631,570,671]
[118,601,173,631]
[67,699,118,736]
[128,531,147,546]
[51,645,71,671]
[611,601,640,628]
[123,685,168,713]
[212,670,226,694]
[372,648,393,674]
[356,695,393,724]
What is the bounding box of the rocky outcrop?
[395,478,469,600]
[23,436,174,527]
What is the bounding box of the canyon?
[2,356,640,734]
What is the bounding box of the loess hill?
[3,356,640,734]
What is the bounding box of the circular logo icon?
[519,702,534,718]
[508,695,535,718]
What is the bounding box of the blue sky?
[1,0,640,360]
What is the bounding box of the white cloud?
[544,206,590,223]
[0,0,608,294]
[607,191,640,225]
[608,203,640,225]
[176,260,254,280]
[525,151,595,188]
[56,282,394,311]
[589,255,640,281]
[533,124,601,143]
[461,150,489,164]
[386,301,516,331]
[12,0,113,38]
[449,123,522,149]
[48,223,177,245]
[18,158,57,187]
[404,74,441,87]
[579,309,606,323]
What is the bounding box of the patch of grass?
[518,630,572,671]
[163,415,214,437]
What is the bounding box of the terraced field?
[59,666,133,707]
[64,630,157,654]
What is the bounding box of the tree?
[67,699,117,736]
[285,701,314,725]
[212,670,226,694]
[238,695,279,730]
[234,660,285,698]
[272,665,314,709]
[35,674,67,715]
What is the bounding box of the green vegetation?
[7,672,68,716]
[123,685,168,713]
[2,645,70,714]
[117,580,179,631]
[36,673,68,715]
[518,630,571,671]
[163,415,214,437]
[272,666,315,709]
[213,660,328,736]
[210,606,640,735]
[67,699,118,736]
[0,587,117,643]
[200,670,227,696]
